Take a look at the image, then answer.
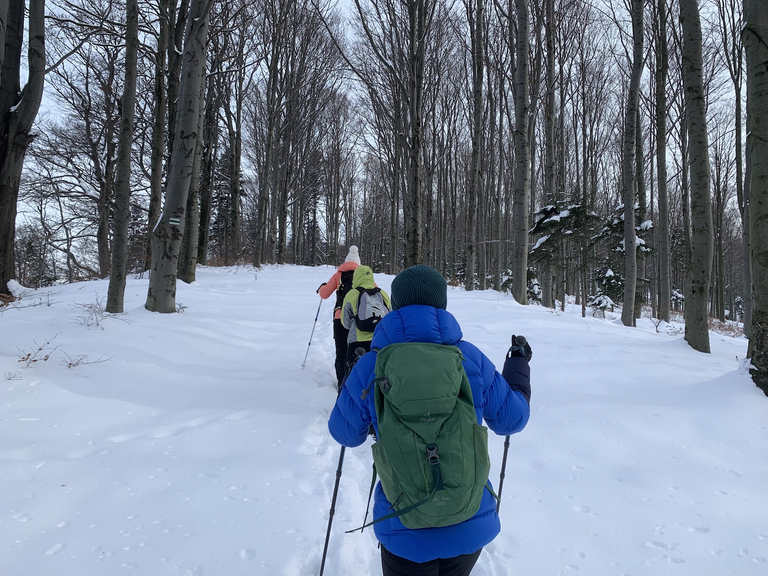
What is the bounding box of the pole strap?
[346,443,442,533]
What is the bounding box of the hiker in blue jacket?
[328,264,532,576]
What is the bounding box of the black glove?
[503,335,532,403]
[316,282,327,294]
[507,334,532,362]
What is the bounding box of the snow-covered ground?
[1,265,766,576]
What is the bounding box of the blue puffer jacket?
[328,305,531,562]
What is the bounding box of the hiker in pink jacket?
[317,246,361,389]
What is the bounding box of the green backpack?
[362,342,493,529]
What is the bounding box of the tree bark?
[717,0,750,335]
[404,0,432,268]
[178,77,205,284]
[621,0,643,327]
[0,0,45,296]
[146,0,170,273]
[145,0,211,313]
[253,10,285,268]
[744,0,768,393]
[634,106,646,320]
[197,66,219,265]
[679,0,713,353]
[512,0,530,305]
[656,0,671,322]
[465,0,483,291]
[106,0,140,313]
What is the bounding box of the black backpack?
[335,269,355,311]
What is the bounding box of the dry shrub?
[708,317,744,338]
[0,293,18,308]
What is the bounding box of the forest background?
[0,0,766,394]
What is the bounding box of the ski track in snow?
[1,265,766,576]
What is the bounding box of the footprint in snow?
[45,543,66,556]
[226,410,253,421]
[645,541,677,552]
[107,432,138,443]
[152,415,220,439]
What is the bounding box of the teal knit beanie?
[391,265,448,310]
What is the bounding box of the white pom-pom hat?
[345,245,361,264]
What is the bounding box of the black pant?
[333,318,349,388]
[381,546,482,576]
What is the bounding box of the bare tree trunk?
[254,9,286,268]
[680,0,713,353]
[0,0,45,296]
[512,0,530,304]
[621,0,643,327]
[166,0,190,158]
[634,106,646,320]
[465,0,483,291]
[404,0,432,268]
[717,0,750,335]
[197,67,219,265]
[744,0,768,393]
[224,97,243,262]
[390,95,403,273]
[656,0,671,322]
[740,92,752,336]
[145,0,211,313]
[106,0,139,313]
[743,142,752,330]
[540,0,556,309]
[493,70,504,292]
[178,79,205,284]
[146,0,170,273]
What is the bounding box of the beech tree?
[106,0,139,313]
[717,0,749,335]
[464,0,483,291]
[655,0,671,323]
[679,0,713,353]
[145,0,213,313]
[620,0,644,327]
[511,0,531,305]
[743,0,768,394]
[0,0,46,296]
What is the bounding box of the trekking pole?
[319,445,346,576]
[496,435,511,514]
[302,298,323,369]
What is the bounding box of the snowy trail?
[1,265,766,576]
